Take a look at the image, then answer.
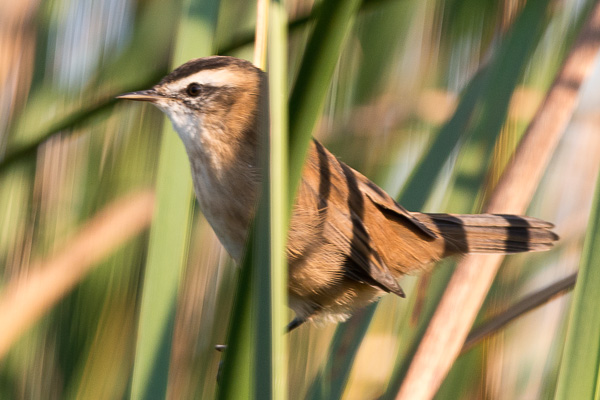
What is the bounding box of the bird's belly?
[287,270,383,323]
[190,166,254,263]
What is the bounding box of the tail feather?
[412,213,559,255]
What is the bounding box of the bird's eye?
[186,83,202,97]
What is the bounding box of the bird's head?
[118,56,264,159]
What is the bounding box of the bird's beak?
[116,89,162,102]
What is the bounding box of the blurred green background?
[1,0,599,398]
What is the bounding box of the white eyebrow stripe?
[170,69,243,90]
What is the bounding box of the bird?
[118,56,558,331]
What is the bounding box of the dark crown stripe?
[159,56,257,85]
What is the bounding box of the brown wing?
[288,140,409,297]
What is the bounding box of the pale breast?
[188,154,257,262]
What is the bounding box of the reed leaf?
[554,167,600,399]
[129,0,220,398]
[287,0,362,199]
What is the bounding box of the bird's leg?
[286,317,305,333]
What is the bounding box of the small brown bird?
[118,56,558,330]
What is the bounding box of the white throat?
[157,100,251,261]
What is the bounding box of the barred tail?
[412,213,559,255]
